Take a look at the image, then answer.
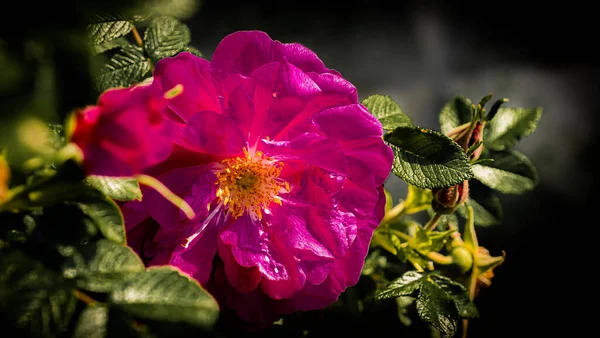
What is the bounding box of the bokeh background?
[1,0,596,336]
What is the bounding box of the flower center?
[216,148,289,219]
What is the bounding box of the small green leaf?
[402,185,432,215]
[485,98,509,122]
[462,205,478,253]
[87,14,133,45]
[109,267,219,328]
[91,37,129,55]
[0,250,77,338]
[62,239,144,293]
[374,271,424,300]
[96,45,151,92]
[417,278,459,338]
[85,175,142,202]
[76,198,126,244]
[385,126,473,189]
[144,16,191,61]
[457,180,503,227]
[429,274,479,319]
[362,94,412,130]
[440,96,473,135]
[484,107,543,150]
[472,150,538,194]
[73,305,108,338]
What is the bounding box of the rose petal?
[144,166,218,229]
[180,111,247,157]
[154,52,221,121]
[260,132,347,175]
[219,215,304,299]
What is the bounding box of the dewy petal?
[211,31,335,79]
[170,212,224,285]
[260,132,347,175]
[180,111,247,157]
[282,186,387,312]
[154,52,221,121]
[144,166,218,229]
[219,215,304,299]
[266,203,337,285]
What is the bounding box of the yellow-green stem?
[135,174,196,220]
[424,213,442,232]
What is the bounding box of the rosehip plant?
[0,4,542,338]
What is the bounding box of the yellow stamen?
[216,148,289,219]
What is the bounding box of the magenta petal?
[211,31,276,78]
[251,60,322,99]
[154,52,221,121]
[170,216,222,285]
[344,138,394,186]
[180,111,247,156]
[217,240,261,293]
[311,104,383,142]
[144,166,218,229]
[308,72,358,103]
[266,204,335,285]
[224,84,255,138]
[121,199,148,231]
[219,215,303,299]
[339,178,380,217]
[260,132,347,174]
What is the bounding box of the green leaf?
[144,16,191,61]
[0,250,77,338]
[76,198,126,244]
[472,150,538,194]
[109,267,219,328]
[91,37,130,55]
[87,15,133,45]
[402,185,432,215]
[417,278,459,338]
[439,96,473,135]
[385,126,473,189]
[62,239,144,293]
[73,305,108,338]
[85,175,142,202]
[484,107,543,150]
[412,227,455,253]
[182,46,203,57]
[457,180,503,227]
[429,274,479,319]
[361,94,412,130]
[374,271,423,300]
[96,45,151,92]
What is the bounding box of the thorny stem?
[424,213,442,232]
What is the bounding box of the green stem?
[424,213,442,232]
[380,200,405,226]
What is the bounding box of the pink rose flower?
[123,31,393,325]
[70,81,174,177]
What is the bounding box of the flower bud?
[446,121,486,161]
[431,180,469,214]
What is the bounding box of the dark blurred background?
[2,0,596,336]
